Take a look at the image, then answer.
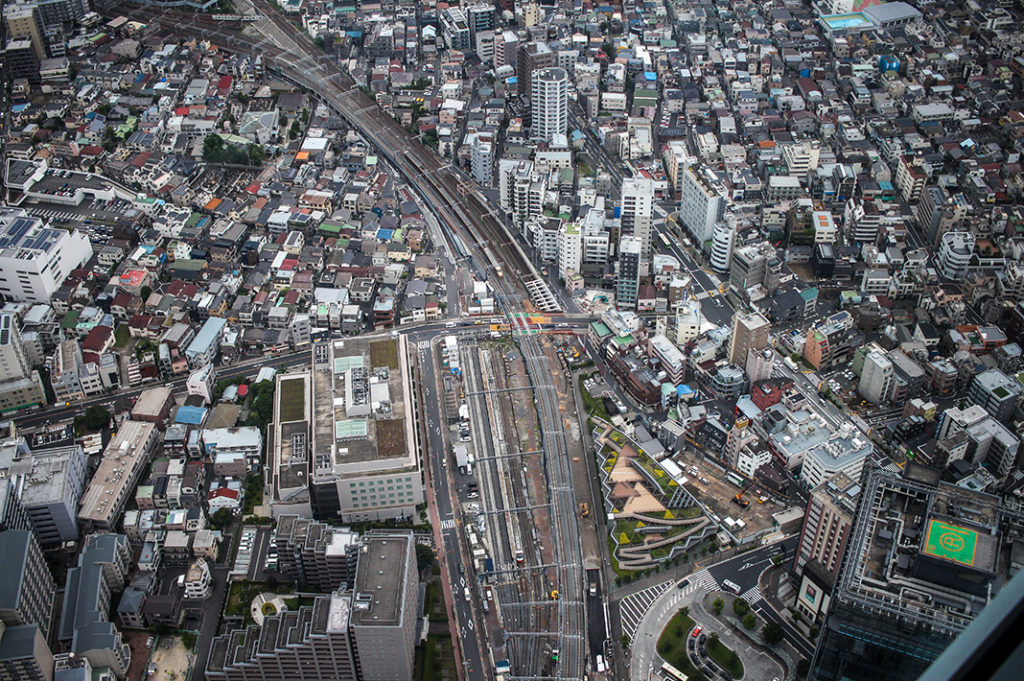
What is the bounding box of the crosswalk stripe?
[440,518,456,530]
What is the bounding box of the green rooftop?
[923,519,978,566]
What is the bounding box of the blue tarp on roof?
[377,228,395,241]
[175,405,208,426]
[643,71,657,81]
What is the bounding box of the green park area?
[657,609,707,681]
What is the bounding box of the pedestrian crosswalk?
[620,569,720,641]
[620,580,674,641]
[740,584,763,605]
[440,518,457,531]
[29,207,81,223]
[688,568,717,592]
[694,290,714,300]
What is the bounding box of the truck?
[463,587,472,601]
[579,502,590,518]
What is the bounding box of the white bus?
[660,661,689,681]
[722,579,741,594]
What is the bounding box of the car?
[691,626,702,638]
[458,564,465,574]
[677,579,690,589]
[146,636,154,648]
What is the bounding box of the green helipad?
[923,519,978,566]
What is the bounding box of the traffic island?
[656,608,709,681]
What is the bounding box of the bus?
[661,661,689,681]
[722,579,741,594]
[725,471,745,487]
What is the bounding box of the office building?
[0,209,92,304]
[0,623,54,681]
[288,336,424,522]
[917,186,968,246]
[557,221,581,284]
[727,312,770,369]
[709,221,735,273]
[966,369,1022,423]
[351,534,418,681]
[203,427,263,478]
[675,300,702,345]
[207,533,417,681]
[679,165,727,245]
[0,439,86,546]
[809,464,1023,681]
[620,177,655,263]
[517,41,554,96]
[184,317,227,369]
[3,6,47,60]
[616,236,642,309]
[0,313,45,414]
[729,241,780,295]
[186,364,215,405]
[274,516,359,593]
[793,473,858,581]
[782,141,821,178]
[78,421,159,533]
[859,350,895,404]
[206,592,360,681]
[469,136,493,187]
[895,155,927,204]
[0,530,55,639]
[3,38,40,82]
[935,405,1020,477]
[804,312,859,370]
[439,7,470,51]
[530,67,568,143]
[799,423,873,489]
[938,231,975,280]
[58,534,131,678]
[663,141,695,196]
[498,159,545,228]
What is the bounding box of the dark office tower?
[809,464,1024,681]
[516,41,554,96]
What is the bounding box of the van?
[445,321,457,328]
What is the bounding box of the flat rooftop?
[351,535,408,627]
[310,336,414,481]
[275,373,310,492]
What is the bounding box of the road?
[629,537,803,680]
[416,334,488,681]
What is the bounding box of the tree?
[763,621,784,645]
[742,613,756,630]
[709,632,720,647]
[415,543,435,572]
[75,404,110,432]
[621,634,630,649]
[732,598,750,617]
[140,285,152,301]
[289,119,301,140]
[210,508,233,530]
[712,598,725,616]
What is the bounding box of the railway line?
[94,2,585,677]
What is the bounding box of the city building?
[206,533,417,681]
[804,312,859,370]
[709,222,735,273]
[938,231,975,280]
[186,364,215,405]
[678,165,727,245]
[294,336,423,522]
[78,421,159,533]
[616,236,641,309]
[727,311,770,369]
[530,67,568,143]
[808,464,1023,681]
[203,427,263,478]
[0,623,54,681]
[793,473,858,581]
[0,530,55,639]
[206,592,359,681]
[859,350,895,404]
[675,301,702,345]
[729,242,781,296]
[58,534,132,678]
[184,317,227,369]
[620,177,655,263]
[966,369,1022,423]
[516,41,554,96]
[0,439,86,546]
[275,516,359,593]
[0,313,45,414]
[350,534,418,681]
[0,208,92,304]
[799,423,873,489]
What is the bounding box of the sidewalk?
[694,592,788,681]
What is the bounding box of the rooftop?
[351,535,409,627]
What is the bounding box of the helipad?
[923,519,978,566]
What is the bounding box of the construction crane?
[732,485,751,509]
